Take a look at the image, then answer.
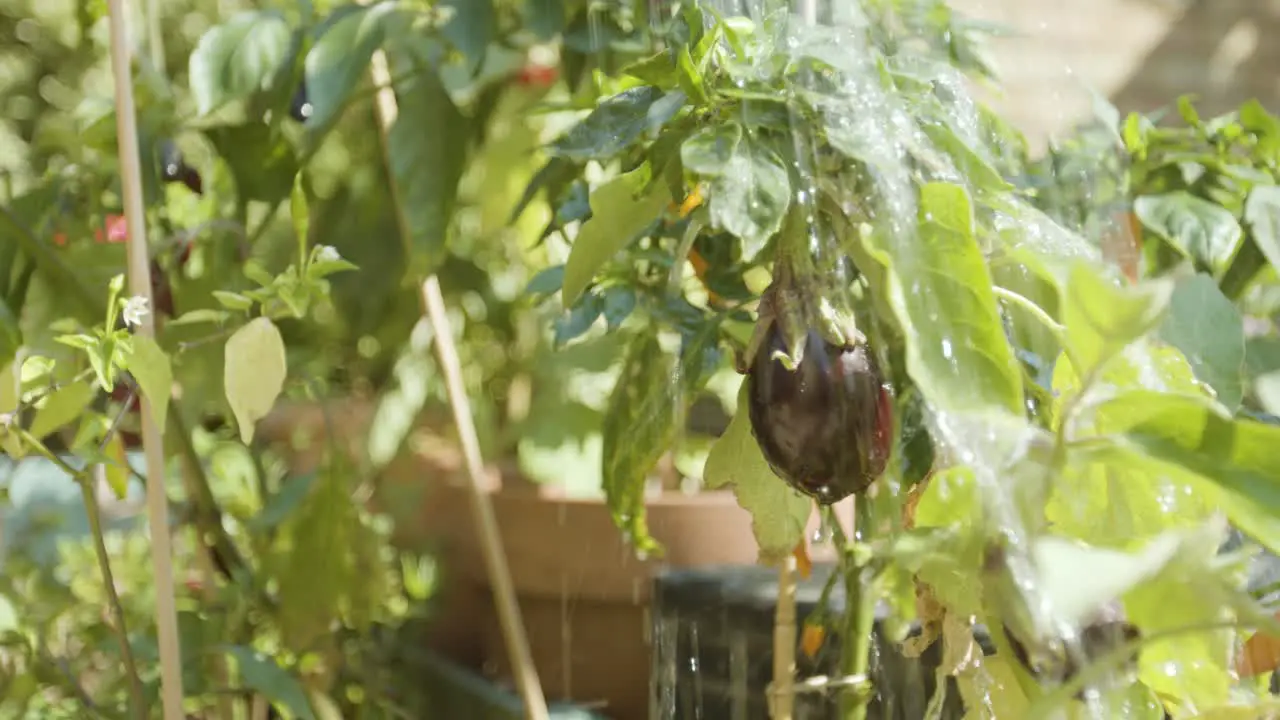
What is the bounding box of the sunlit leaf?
[561,168,669,307]
[102,433,131,499]
[704,380,811,563]
[29,380,95,440]
[123,335,172,429]
[1062,264,1174,376]
[874,182,1023,413]
[188,10,292,116]
[224,317,287,444]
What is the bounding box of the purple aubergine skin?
[746,326,892,504]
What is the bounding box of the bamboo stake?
[770,554,798,719]
[105,1,185,717]
[364,47,550,720]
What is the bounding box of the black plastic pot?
[651,563,979,720]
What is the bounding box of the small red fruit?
[516,64,558,88]
[746,326,892,504]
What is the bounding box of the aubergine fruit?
[289,81,312,123]
[746,325,892,504]
[159,140,203,195]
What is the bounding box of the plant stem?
[840,499,877,720]
[771,554,797,719]
[14,428,146,720]
[83,464,148,720]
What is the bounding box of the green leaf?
[1063,264,1174,376]
[600,332,677,556]
[680,122,742,176]
[705,133,791,259]
[223,646,315,720]
[524,0,565,40]
[123,335,173,429]
[189,11,292,116]
[29,380,96,440]
[553,291,604,346]
[1159,274,1245,411]
[1040,534,1181,626]
[1084,390,1280,556]
[224,317,287,444]
[1134,192,1243,275]
[167,309,231,326]
[621,51,678,88]
[212,291,254,311]
[704,380,811,563]
[304,2,401,131]
[0,298,20,367]
[384,43,469,275]
[205,123,300,203]
[439,0,495,75]
[561,168,670,308]
[874,182,1022,414]
[551,87,686,161]
[920,121,1012,193]
[675,45,708,105]
[1047,344,1216,548]
[1243,186,1280,273]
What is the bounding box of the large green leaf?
[189,11,292,116]
[561,168,669,307]
[438,0,495,75]
[384,43,469,275]
[551,87,686,161]
[1047,344,1217,548]
[704,381,811,563]
[1243,185,1280,273]
[1159,273,1245,411]
[600,332,678,556]
[205,123,299,204]
[1134,192,1243,275]
[303,2,402,131]
[703,131,790,259]
[874,182,1023,414]
[1062,264,1173,376]
[1082,390,1280,556]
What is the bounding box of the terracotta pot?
[257,398,844,720]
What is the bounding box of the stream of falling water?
[632,0,1250,719]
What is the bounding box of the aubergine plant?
[535,3,1280,718]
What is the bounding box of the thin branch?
[14,427,146,720]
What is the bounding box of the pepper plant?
[534,3,1280,718]
[1031,96,1280,423]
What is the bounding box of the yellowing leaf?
[562,169,669,308]
[124,335,173,429]
[103,433,130,499]
[224,317,287,444]
[29,380,95,440]
[705,381,811,563]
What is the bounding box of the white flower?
[121,296,150,328]
[316,245,341,262]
